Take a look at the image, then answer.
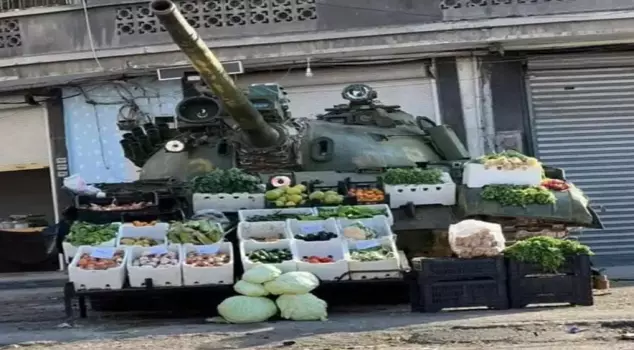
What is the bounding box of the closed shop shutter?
[527,52,634,270]
[0,105,50,172]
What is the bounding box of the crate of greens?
[191,168,266,213]
[63,222,119,264]
[464,151,543,188]
[237,208,316,222]
[166,219,224,245]
[240,240,298,273]
[382,168,456,208]
[345,237,401,280]
[315,205,394,225]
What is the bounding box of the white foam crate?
[240,240,298,273]
[165,221,225,246]
[116,222,169,247]
[238,208,316,222]
[337,216,394,241]
[345,237,401,280]
[295,239,349,281]
[193,193,265,213]
[63,238,116,265]
[463,162,542,188]
[68,246,128,291]
[237,221,292,243]
[316,204,394,226]
[287,218,341,241]
[182,242,234,286]
[127,244,182,288]
[385,172,457,208]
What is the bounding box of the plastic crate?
[412,257,506,282]
[384,172,456,208]
[411,278,509,312]
[237,221,292,243]
[75,192,159,224]
[343,179,390,206]
[507,255,593,308]
[316,204,394,225]
[62,238,116,265]
[68,246,128,291]
[240,240,298,273]
[238,208,316,222]
[182,242,234,286]
[463,163,542,188]
[345,236,400,280]
[127,244,183,288]
[193,193,265,213]
[287,218,341,241]
[116,222,169,247]
[337,216,394,241]
[296,239,349,281]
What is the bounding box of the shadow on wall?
[0,169,54,223]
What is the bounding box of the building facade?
[0,0,633,274]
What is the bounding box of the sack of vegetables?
[448,219,505,258]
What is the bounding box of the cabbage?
[264,271,319,295]
[242,264,282,284]
[276,293,328,321]
[234,280,269,297]
[217,296,277,323]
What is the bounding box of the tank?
[118,0,602,256]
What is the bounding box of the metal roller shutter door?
[0,105,50,171]
[527,52,634,271]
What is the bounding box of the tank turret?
[150,0,280,148]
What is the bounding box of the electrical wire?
[81,0,103,71]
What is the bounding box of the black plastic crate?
[411,278,509,312]
[343,178,390,206]
[75,192,160,224]
[412,257,506,282]
[507,255,593,308]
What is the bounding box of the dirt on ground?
[1,284,634,350]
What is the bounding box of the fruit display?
[265,184,309,208]
[308,189,345,206]
[66,222,119,246]
[478,151,541,170]
[131,250,179,268]
[481,185,556,206]
[383,168,444,185]
[541,178,570,192]
[347,187,385,203]
[349,247,394,262]
[131,221,158,227]
[185,251,231,267]
[76,251,124,270]
[301,255,335,264]
[294,231,337,241]
[342,222,378,240]
[80,201,153,211]
[190,168,263,194]
[247,248,293,263]
[316,206,388,220]
[119,237,162,247]
[167,220,223,245]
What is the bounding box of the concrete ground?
[1,277,634,350]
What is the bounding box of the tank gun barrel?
[150,0,279,147]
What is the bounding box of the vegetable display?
[342,223,378,240]
[349,247,393,261]
[316,206,387,220]
[383,168,444,185]
[480,185,556,207]
[541,178,570,192]
[131,221,158,227]
[347,187,385,203]
[478,151,541,170]
[190,168,263,194]
[265,185,310,208]
[307,189,345,206]
[119,237,162,247]
[185,251,230,267]
[246,213,311,222]
[167,220,223,245]
[294,231,337,241]
[250,234,286,243]
[247,249,293,264]
[132,251,179,268]
[302,255,335,264]
[66,222,118,246]
[504,236,592,272]
[76,252,124,270]
[80,201,152,211]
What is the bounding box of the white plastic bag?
[217,296,278,324]
[233,280,269,297]
[264,271,319,295]
[242,264,282,284]
[448,219,505,258]
[63,174,105,197]
[276,293,328,321]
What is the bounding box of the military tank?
[118,0,602,257]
